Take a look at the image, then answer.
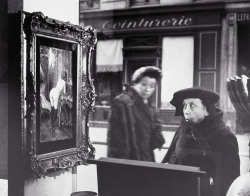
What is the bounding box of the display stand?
[88,157,206,196]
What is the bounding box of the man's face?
[183,98,209,124]
[133,76,157,99]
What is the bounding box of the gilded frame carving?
[21,11,97,178]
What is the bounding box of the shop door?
[123,35,162,107]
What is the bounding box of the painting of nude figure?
[21,12,97,177]
[39,45,74,143]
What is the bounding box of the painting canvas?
[39,45,74,143]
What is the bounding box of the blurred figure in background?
[107,66,165,162]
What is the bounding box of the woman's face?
[133,76,157,99]
[183,98,209,124]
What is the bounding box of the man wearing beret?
[162,87,240,196]
[107,66,165,162]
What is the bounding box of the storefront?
[80,2,225,128]
[237,12,250,79]
[235,11,250,133]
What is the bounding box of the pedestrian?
[107,66,165,162]
[162,87,240,196]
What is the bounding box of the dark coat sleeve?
[161,125,182,163]
[107,98,132,159]
[150,110,165,150]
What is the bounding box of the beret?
[131,66,162,84]
[170,87,220,116]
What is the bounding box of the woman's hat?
[131,66,162,84]
[170,87,220,116]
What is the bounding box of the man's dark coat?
[162,108,240,196]
[107,88,165,162]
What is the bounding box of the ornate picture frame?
[21,11,97,178]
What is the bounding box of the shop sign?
[237,13,250,22]
[100,15,193,31]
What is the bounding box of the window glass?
[161,36,194,109]
[94,39,124,106]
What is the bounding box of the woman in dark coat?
[107,66,165,162]
[162,87,240,196]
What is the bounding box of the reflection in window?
[161,36,194,109]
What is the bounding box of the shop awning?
[96,39,123,72]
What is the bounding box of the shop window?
[197,31,218,92]
[95,39,124,106]
[199,71,216,91]
[199,32,217,69]
[79,0,100,10]
[96,39,123,72]
[238,24,250,77]
[161,36,194,109]
[95,72,123,106]
[237,23,250,133]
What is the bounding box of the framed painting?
[21,11,97,178]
